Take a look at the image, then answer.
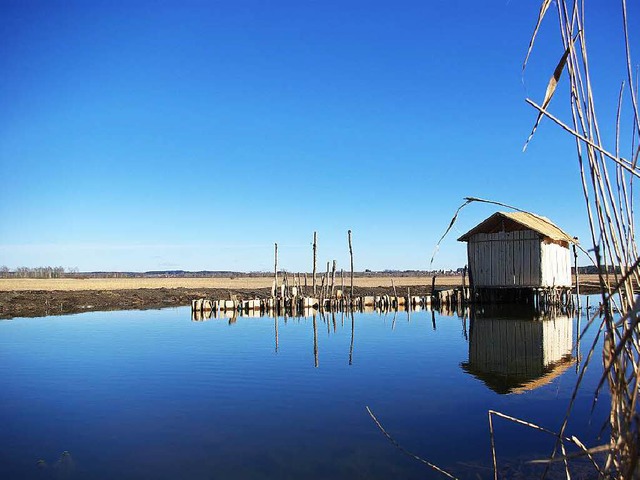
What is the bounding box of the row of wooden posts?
[270,232,355,302]
[192,230,465,317]
[191,230,578,318]
[191,284,582,319]
[190,286,469,317]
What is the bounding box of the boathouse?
[457,211,576,305]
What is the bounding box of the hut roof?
[461,356,575,395]
[457,211,576,244]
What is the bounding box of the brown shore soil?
[0,275,602,319]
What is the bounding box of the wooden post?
[462,265,467,303]
[573,242,580,312]
[468,264,475,304]
[325,261,330,300]
[274,243,278,298]
[348,230,354,299]
[304,273,308,296]
[330,260,337,299]
[312,231,318,296]
[462,265,467,289]
[431,275,437,305]
[320,272,326,304]
[283,271,288,298]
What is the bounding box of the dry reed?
[522,1,640,477]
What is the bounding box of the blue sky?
[0,0,634,272]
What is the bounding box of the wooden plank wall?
[468,230,542,288]
[540,241,572,287]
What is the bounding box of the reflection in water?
[461,305,574,394]
[313,314,319,368]
[274,317,279,353]
[349,311,355,365]
[2,303,605,480]
[462,316,468,341]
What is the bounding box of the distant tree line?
[0,266,608,280]
[0,266,78,279]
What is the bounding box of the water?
[0,301,608,479]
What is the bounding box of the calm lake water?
[0,300,609,479]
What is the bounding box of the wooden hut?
[457,211,576,305]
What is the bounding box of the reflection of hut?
[461,307,574,394]
[457,212,577,305]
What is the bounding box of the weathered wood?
[330,260,337,299]
[465,230,571,289]
[324,261,330,300]
[320,272,326,302]
[362,296,375,306]
[573,243,580,311]
[348,230,354,299]
[274,243,278,297]
[302,297,319,308]
[312,232,317,296]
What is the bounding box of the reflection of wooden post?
[274,317,279,353]
[313,314,319,368]
[312,232,317,296]
[349,311,355,365]
[348,230,354,300]
[274,243,278,298]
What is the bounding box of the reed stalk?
[524,1,640,476]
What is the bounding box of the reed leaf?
[523,0,552,75]
[523,34,578,152]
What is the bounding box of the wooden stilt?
[348,230,354,300]
[312,232,317,296]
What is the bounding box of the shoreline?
[0,275,603,319]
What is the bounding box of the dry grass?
[0,275,465,292]
[0,274,603,292]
